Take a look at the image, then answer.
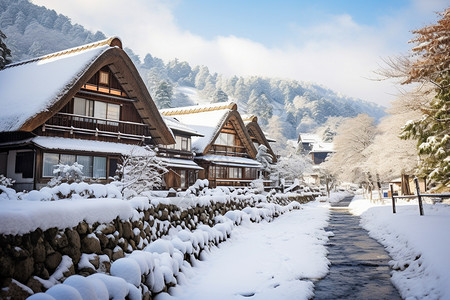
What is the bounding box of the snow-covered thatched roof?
[0,38,118,132]
[0,37,174,145]
[160,102,257,157]
[162,116,204,137]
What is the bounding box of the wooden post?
[414,177,424,216]
[390,184,396,214]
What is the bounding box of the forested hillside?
[0,0,386,139]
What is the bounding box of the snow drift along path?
[156,201,331,300]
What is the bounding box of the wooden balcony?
[208,145,249,157]
[43,112,153,141]
[157,147,194,159]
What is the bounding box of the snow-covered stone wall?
[0,186,314,299]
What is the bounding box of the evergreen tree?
[0,29,11,69]
[211,88,229,103]
[247,90,273,125]
[154,80,173,109]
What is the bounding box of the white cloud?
[31,0,447,107]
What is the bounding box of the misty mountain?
[1,0,386,139]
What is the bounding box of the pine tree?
[154,80,173,109]
[211,88,229,103]
[0,29,11,69]
[247,90,273,125]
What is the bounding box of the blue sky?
[32,0,449,107]
[173,0,411,47]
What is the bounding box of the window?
[173,136,191,151]
[107,103,120,121]
[60,154,76,165]
[99,71,109,85]
[108,158,119,178]
[244,168,257,179]
[180,170,186,189]
[15,151,34,178]
[73,98,120,122]
[43,153,59,177]
[74,97,94,117]
[229,167,242,178]
[93,157,107,179]
[94,101,107,120]
[77,156,93,178]
[42,153,107,179]
[216,132,235,146]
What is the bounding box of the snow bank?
[0,198,133,235]
[350,195,450,299]
[156,201,331,300]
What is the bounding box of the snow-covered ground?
[350,196,450,299]
[156,201,331,300]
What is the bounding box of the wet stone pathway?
[313,196,401,299]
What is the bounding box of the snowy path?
[314,197,401,299]
[156,201,331,300]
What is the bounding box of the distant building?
[297,133,334,165]
[160,102,263,188]
[159,116,204,190]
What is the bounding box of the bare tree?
[323,114,376,184]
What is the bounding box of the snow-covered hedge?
[25,202,301,299]
[0,182,122,202]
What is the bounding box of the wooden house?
[241,114,277,163]
[160,102,261,188]
[0,37,175,191]
[158,116,203,190]
[297,133,334,165]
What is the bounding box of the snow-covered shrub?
[18,182,122,201]
[0,175,17,201]
[250,179,265,194]
[47,163,85,187]
[184,179,210,196]
[115,146,168,198]
[0,174,14,187]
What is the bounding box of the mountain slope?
[1,0,386,139]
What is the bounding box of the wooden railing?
[44,113,152,141]
[209,145,249,157]
[157,147,194,159]
[390,178,450,216]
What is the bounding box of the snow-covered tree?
[264,115,288,156]
[274,153,313,182]
[115,146,168,198]
[323,114,376,183]
[0,29,11,68]
[154,80,173,109]
[211,88,229,103]
[194,66,211,89]
[363,97,420,182]
[247,90,273,125]
[378,9,449,188]
[256,144,273,173]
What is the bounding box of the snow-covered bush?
[0,174,14,187]
[0,175,17,201]
[17,182,122,201]
[115,146,168,198]
[47,162,85,187]
[250,179,265,194]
